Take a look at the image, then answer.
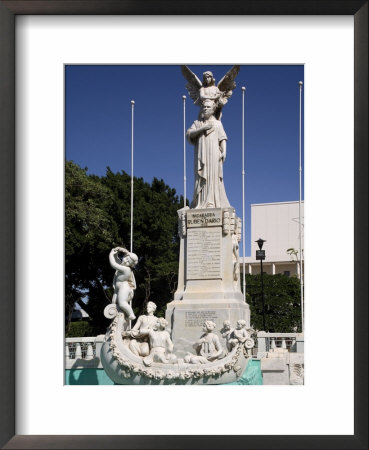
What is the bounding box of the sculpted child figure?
[229,320,249,347]
[123,301,158,357]
[193,321,223,362]
[221,320,235,352]
[141,318,177,367]
[109,247,138,320]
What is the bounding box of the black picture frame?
[0,1,367,449]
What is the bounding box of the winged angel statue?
[181,65,240,119]
[181,65,240,209]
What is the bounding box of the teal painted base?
[66,368,114,385]
[65,359,262,385]
[227,359,263,385]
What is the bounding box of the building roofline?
[240,257,303,263]
[250,200,304,207]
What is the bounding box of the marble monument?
[101,66,254,384]
[165,66,250,357]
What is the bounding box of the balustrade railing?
[65,332,303,369]
[65,335,105,369]
[256,332,304,357]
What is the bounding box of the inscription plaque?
[186,228,221,280]
[187,209,222,228]
[184,310,218,327]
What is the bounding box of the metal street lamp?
[255,238,266,331]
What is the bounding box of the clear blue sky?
[65,65,304,256]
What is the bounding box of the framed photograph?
[0,1,367,449]
[64,63,304,389]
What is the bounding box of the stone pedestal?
[166,206,250,357]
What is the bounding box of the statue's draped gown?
[187,117,230,209]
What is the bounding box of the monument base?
[166,206,251,357]
[166,298,250,358]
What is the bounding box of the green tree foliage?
[100,169,181,317]
[65,162,120,336]
[246,274,302,332]
[67,321,95,338]
[65,161,181,336]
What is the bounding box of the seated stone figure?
[122,301,158,357]
[228,319,249,347]
[193,321,223,361]
[141,318,177,367]
[220,320,235,352]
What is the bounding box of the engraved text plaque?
[186,228,222,280]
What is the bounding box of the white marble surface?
[108,247,138,320]
[166,207,250,357]
[100,312,252,385]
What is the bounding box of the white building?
[240,201,304,277]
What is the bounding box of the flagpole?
[182,95,187,207]
[130,100,135,253]
[298,81,304,332]
[242,86,246,302]
[129,100,135,330]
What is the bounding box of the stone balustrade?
[65,332,304,384]
[65,333,304,368]
[256,332,304,385]
[65,335,105,369]
[256,332,304,358]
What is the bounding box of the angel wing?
[181,65,202,104]
[217,65,241,106]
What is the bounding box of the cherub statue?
[181,65,240,120]
[220,320,235,352]
[109,246,138,321]
[193,321,223,361]
[141,318,177,367]
[229,319,249,347]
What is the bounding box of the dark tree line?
[65,161,182,336]
[245,274,302,333]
